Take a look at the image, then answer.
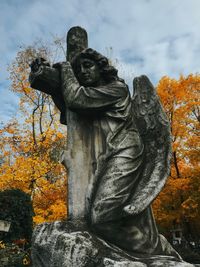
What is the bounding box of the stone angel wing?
[124,75,172,215]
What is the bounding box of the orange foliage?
[153,74,200,236]
[0,46,67,224]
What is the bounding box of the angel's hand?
[30,58,50,73]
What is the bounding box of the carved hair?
[71,48,123,83]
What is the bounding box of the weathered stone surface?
[31,221,196,267]
[103,258,147,266]
[148,259,195,267]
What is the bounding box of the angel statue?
[29,30,182,262]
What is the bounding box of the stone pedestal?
[31,221,196,267]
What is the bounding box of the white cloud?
[1,0,200,123]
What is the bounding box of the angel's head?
[71,48,121,86]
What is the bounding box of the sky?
[1,0,200,124]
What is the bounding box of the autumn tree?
[1,37,199,234]
[153,74,200,239]
[0,40,68,224]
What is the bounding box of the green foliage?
[0,242,31,267]
[0,189,33,243]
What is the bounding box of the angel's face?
[76,58,101,86]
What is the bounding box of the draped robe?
[61,62,180,259]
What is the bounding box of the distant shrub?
[174,244,200,264]
[0,189,33,243]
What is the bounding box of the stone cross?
[29,26,98,221]
[63,27,97,220]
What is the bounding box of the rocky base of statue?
[31,220,197,267]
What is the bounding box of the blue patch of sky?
[120,49,144,67]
